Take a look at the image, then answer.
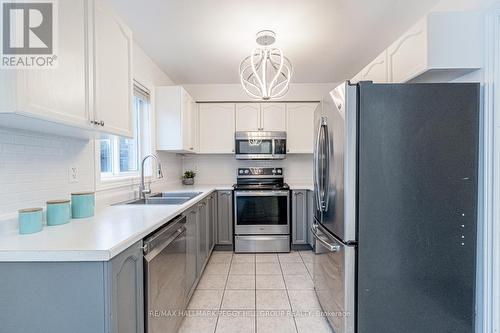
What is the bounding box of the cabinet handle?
[190,147,194,150]
[100,120,105,127]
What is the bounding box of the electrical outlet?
[69,166,78,183]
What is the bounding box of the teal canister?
[18,208,43,234]
[46,200,71,226]
[71,192,95,219]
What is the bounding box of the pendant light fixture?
[239,30,293,100]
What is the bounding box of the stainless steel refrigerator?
[311,81,479,333]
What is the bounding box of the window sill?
[97,174,158,192]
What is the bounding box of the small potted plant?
[182,170,196,185]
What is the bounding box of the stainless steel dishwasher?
[144,215,187,333]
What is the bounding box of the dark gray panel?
[217,191,233,245]
[357,83,479,333]
[0,261,106,333]
[292,190,309,244]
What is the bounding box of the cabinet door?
[182,90,197,152]
[235,103,260,131]
[217,191,233,245]
[108,241,143,333]
[307,190,315,249]
[16,0,89,128]
[387,17,427,83]
[206,194,217,252]
[292,190,308,245]
[94,0,133,137]
[286,103,317,153]
[197,201,208,273]
[261,103,286,131]
[185,208,198,298]
[199,103,235,153]
[360,50,389,83]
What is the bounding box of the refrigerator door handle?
[313,119,323,212]
[311,223,341,252]
[321,120,331,212]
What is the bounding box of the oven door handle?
[235,190,289,197]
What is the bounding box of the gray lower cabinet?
[292,190,309,245]
[307,190,315,249]
[108,241,144,333]
[185,206,198,298]
[196,199,208,273]
[0,241,144,333]
[217,190,233,245]
[207,193,217,251]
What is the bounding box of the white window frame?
[95,80,154,190]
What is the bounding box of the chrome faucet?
[140,154,164,199]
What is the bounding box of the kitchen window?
[100,83,151,179]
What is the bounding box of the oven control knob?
[277,169,282,174]
[244,170,249,174]
[239,170,244,174]
[272,169,276,174]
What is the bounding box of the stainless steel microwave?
[235,131,286,160]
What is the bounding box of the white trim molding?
[482,3,500,332]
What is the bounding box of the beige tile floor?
[179,250,333,333]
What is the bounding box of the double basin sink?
[123,192,202,205]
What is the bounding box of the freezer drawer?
[312,222,355,333]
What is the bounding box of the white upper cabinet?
[199,103,235,154]
[0,0,134,139]
[156,86,197,153]
[359,50,389,83]
[387,11,482,83]
[286,103,317,154]
[261,103,286,131]
[235,104,260,131]
[235,103,286,131]
[0,0,92,138]
[15,0,89,127]
[93,0,133,137]
[352,11,483,84]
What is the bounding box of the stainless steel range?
[233,167,290,253]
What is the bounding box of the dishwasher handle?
[144,225,186,261]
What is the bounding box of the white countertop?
[287,183,314,191]
[0,183,311,262]
[0,186,231,262]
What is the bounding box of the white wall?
[432,0,496,11]
[0,42,182,219]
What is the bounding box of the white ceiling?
[107,0,440,84]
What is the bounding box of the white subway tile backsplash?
[0,127,95,216]
[182,154,313,185]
